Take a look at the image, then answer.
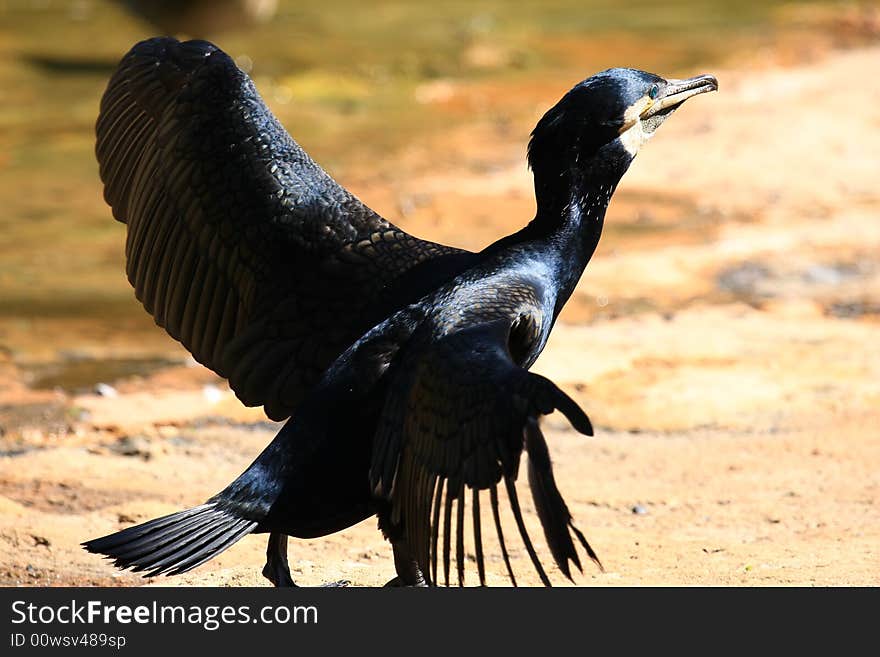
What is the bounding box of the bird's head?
[528,68,718,188]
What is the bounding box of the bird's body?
[84,37,716,586]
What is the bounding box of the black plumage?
[83,37,717,586]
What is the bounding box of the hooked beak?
[644,74,719,117]
[641,73,718,132]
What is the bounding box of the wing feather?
[372,318,597,585]
[472,489,486,586]
[490,483,516,586]
[97,37,471,420]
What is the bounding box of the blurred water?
[0,0,854,383]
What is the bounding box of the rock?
[94,383,118,398]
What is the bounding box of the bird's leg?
[262,532,296,587]
[384,540,428,587]
[262,532,351,587]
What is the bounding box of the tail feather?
[109,507,220,560]
[82,502,258,577]
[126,515,234,573]
[524,419,602,580]
[87,505,211,550]
[158,518,255,576]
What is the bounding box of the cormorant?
[83,38,717,586]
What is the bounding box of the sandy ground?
[1,42,878,587]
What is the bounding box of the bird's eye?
[648,85,660,100]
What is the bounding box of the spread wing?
[371,319,600,586]
[97,37,469,420]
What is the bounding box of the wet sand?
[1,40,878,586]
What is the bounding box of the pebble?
[202,384,224,404]
[94,383,118,398]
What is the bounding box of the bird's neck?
[480,165,621,315]
[529,167,618,310]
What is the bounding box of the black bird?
[83,38,717,587]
